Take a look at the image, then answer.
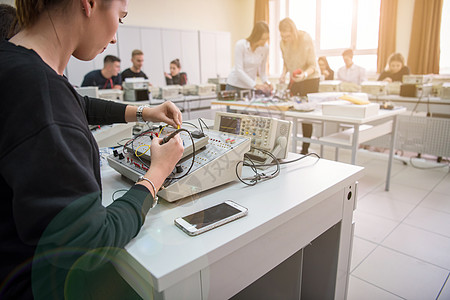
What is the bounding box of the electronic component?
[197,83,217,96]
[442,82,450,99]
[124,127,208,162]
[319,80,342,92]
[361,81,388,96]
[123,78,150,101]
[402,74,432,85]
[107,128,251,202]
[149,86,161,99]
[98,89,124,101]
[182,84,199,95]
[213,112,292,164]
[75,86,99,98]
[161,85,182,99]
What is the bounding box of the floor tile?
[350,237,378,272]
[438,275,450,300]
[404,206,450,238]
[352,246,448,300]
[433,174,450,195]
[370,182,429,206]
[419,191,450,214]
[390,167,447,190]
[347,275,403,300]
[382,223,450,269]
[353,210,400,243]
[356,193,416,222]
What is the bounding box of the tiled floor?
[313,145,450,300]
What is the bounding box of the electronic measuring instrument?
[213,112,292,164]
[107,126,251,202]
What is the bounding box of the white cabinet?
[140,28,165,87]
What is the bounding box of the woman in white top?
[226,21,272,95]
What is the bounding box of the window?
[440,0,450,74]
[269,0,380,77]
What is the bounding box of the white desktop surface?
[285,106,406,124]
[101,153,364,298]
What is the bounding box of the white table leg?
[385,115,399,191]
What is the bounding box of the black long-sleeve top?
[377,66,410,82]
[0,40,152,299]
[165,72,188,86]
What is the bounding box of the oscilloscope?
[213,112,292,164]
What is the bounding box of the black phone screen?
[182,202,241,229]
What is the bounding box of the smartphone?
[174,200,248,236]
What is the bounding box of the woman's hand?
[292,73,305,82]
[164,72,172,79]
[144,101,182,128]
[142,135,184,191]
[383,77,393,83]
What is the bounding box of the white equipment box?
[442,82,450,99]
[321,100,380,118]
[403,74,432,85]
[123,78,150,101]
[161,85,182,99]
[361,81,388,96]
[98,89,124,101]
[75,86,99,98]
[319,80,342,92]
[182,84,199,95]
[197,83,217,96]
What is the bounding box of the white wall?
[124,0,255,65]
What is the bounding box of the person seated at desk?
[121,49,150,83]
[225,21,272,95]
[165,58,187,86]
[377,52,410,82]
[318,56,334,80]
[337,49,366,86]
[81,55,122,89]
[1,1,184,298]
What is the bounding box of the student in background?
[82,55,122,89]
[0,4,20,40]
[336,49,366,85]
[226,21,272,95]
[279,17,319,155]
[378,52,410,82]
[318,56,334,80]
[0,0,184,298]
[165,59,187,85]
[121,49,150,83]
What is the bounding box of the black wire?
[246,152,321,167]
[198,118,209,130]
[235,148,281,186]
[235,150,320,186]
[163,128,196,181]
[112,189,128,201]
[182,121,199,129]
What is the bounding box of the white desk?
[285,108,405,191]
[368,95,450,117]
[101,153,363,299]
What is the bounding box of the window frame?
[269,0,380,77]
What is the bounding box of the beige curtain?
[407,0,443,74]
[254,0,269,24]
[377,0,398,73]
